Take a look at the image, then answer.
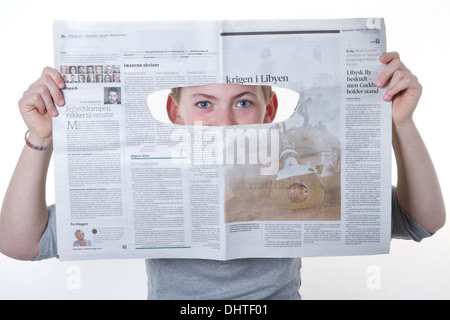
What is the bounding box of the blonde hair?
[170,85,273,103]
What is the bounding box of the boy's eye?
[236,100,252,108]
[196,101,212,109]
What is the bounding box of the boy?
[0,52,445,299]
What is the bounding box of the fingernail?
[52,110,59,117]
[376,80,382,87]
[59,99,65,106]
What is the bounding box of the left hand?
[376,52,422,126]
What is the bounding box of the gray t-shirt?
[35,187,431,299]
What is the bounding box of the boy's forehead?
[180,84,263,98]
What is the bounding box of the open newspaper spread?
[53,19,392,261]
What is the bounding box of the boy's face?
[167,84,278,126]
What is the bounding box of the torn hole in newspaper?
[146,85,300,126]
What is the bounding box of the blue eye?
[236,100,252,108]
[197,101,212,109]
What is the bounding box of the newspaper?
[52,19,392,261]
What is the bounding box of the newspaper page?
[52,19,392,261]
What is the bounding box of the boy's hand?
[19,67,65,143]
[376,52,422,126]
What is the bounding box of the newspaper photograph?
[52,19,392,261]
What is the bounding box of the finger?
[383,71,421,102]
[21,82,57,117]
[42,66,66,90]
[27,68,66,107]
[40,69,66,108]
[30,92,47,115]
[35,83,59,117]
[379,51,400,64]
[376,58,410,88]
[19,86,45,113]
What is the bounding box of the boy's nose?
[213,108,237,126]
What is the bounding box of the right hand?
[19,67,66,143]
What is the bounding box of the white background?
[0,0,449,300]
